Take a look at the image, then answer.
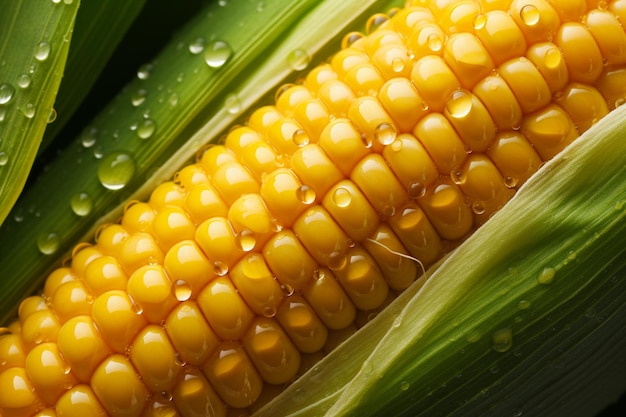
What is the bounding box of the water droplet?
[466,330,481,343]
[218,0,227,5]
[614,97,625,108]
[204,40,232,68]
[47,108,57,123]
[472,202,485,215]
[22,103,36,118]
[366,13,388,34]
[137,63,153,80]
[236,229,256,252]
[280,284,295,296]
[137,118,156,139]
[213,260,229,276]
[427,33,443,52]
[296,185,316,204]
[52,0,61,3]
[97,151,136,190]
[374,123,396,146]
[473,14,487,30]
[34,41,51,61]
[81,127,98,148]
[400,381,410,391]
[446,90,473,119]
[70,192,93,216]
[391,57,405,73]
[408,181,426,198]
[342,32,364,49]
[328,251,347,270]
[172,280,192,302]
[17,74,31,89]
[0,152,8,166]
[256,1,265,12]
[37,232,60,255]
[332,187,352,208]
[262,305,277,318]
[382,204,396,217]
[392,316,402,328]
[520,4,540,26]
[131,89,147,106]
[537,267,555,285]
[450,169,464,185]
[543,47,562,70]
[0,83,15,105]
[287,49,310,71]
[224,93,241,114]
[292,129,309,147]
[188,37,206,54]
[313,269,325,281]
[518,300,531,310]
[504,176,519,188]
[0,108,6,122]
[166,93,178,107]
[491,327,513,352]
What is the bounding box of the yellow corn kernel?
[21,309,60,350]
[57,316,111,383]
[164,240,214,297]
[94,224,129,257]
[119,232,164,275]
[444,89,497,152]
[83,256,127,295]
[0,367,44,416]
[406,21,446,57]
[91,290,147,354]
[91,354,149,417]
[585,8,626,66]
[475,10,527,65]
[0,333,26,372]
[352,153,408,217]
[165,301,219,366]
[173,369,226,417]
[521,103,579,159]
[25,342,77,405]
[413,113,468,175]
[444,32,495,89]
[69,245,102,278]
[597,68,626,110]
[317,79,356,117]
[130,325,181,393]
[195,217,244,269]
[184,183,229,225]
[303,63,337,91]
[50,280,93,324]
[121,201,155,234]
[388,202,443,266]
[17,296,48,322]
[266,117,303,156]
[242,317,301,385]
[473,74,523,130]
[487,131,542,186]
[323,180,379,242]
[43,267,76,301]
[211,160,260,206]
[174,164,209,189]
[230,253,284,317]
[127,265,178,324]
[276,294,328,353]
[379,77,429,133]
[498,57,552,113]
[55,385,107,417]
[411,55,461,112]
[152,206,196,251]
[197,276,254,340]
[525,42,569,92]
[510,0,561,43]
[556,83,609,133]
[438,0,482,34]
[419,179,474,241]
[203,343,263,408]
[318,118,370,176]
[302,268,356,330]
[290,143,344,198]
[263,230,318,291]
[149,182,186,210]
[292,98,331,141]
[344,62,385,96]
[275,85,313,117]
[554,21,604,84]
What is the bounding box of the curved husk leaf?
[0,0,79,224]
[256,105,626,416]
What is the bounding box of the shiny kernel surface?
[2,1,625,414]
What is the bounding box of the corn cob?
[1,1,626,416]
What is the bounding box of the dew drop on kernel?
[97,151,136,190]
[407,181,425,199]
[504,176,519,188]
[37,232,60,255]
[543,47,562,70]
[332,187,352,208]
[328,251,347,270]
[491,327,513,353]
[188,37,206,54]
[342,32,364,49]
[225,93,241,114]
[17,74,31,89]
[473,14,487,30]
[450,169,464,185]
[70,192,93,216]
[520,4,540,26]
[537,267,555,285]
[213,260,229,276]
[391,57,405,73]
[34,41,51,61]
[280,284,295,297]
[296,185,316,205]
[292,129,309,147]
[382,204,396,217]
[446,90,473,119]
[472,202,486,215]
[287,49,311,71]
[427,33,443,52]
[0,83,15,105]
[236,229,256,252]
[172,280,192,302]
[204,40,232,68]
[137,118,156,139]
[374,123,396,146]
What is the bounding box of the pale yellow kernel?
[411,55,461,112]
[521,104,579,160]
[487,131,542,187]
[554,22,604,84]
[91,290,147,354]
[149,182,186,210]
[474,10,527,65]
[118,232,164,275]
[127,264,178,324]
[444,32,495,89]
[498,57,552,113]
[25,343,77,405]
[121,202,155,234]
[91,355,149,417]
[84,256,128,295]
[294,206,351,268]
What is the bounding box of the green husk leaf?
[38,0,147,153]
[0,0,79,224]
[256,105,626,416]
[0,0,402,325]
